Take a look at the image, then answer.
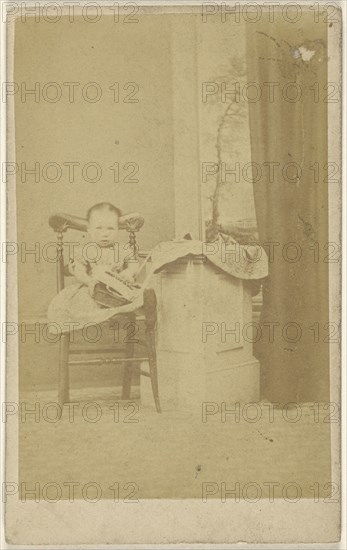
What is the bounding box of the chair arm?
[49,213,88,233]
[48,212,144,233]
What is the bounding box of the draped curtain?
[246,13,330,403]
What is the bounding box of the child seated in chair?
[73,202,138,296]
[48,202,140,329]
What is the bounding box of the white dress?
[47,241,143,332]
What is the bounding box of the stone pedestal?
[141,257,260,413]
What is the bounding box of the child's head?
[87,203,122,247]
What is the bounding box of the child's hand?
[118,272,135,284]
[88,280,97,297]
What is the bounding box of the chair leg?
[143,288,161,413]
[58,333,70,405]
[121,341,135,400]
[146,328,161,413]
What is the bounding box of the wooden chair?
[48,211,161,413]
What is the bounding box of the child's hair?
[86,202,122,222]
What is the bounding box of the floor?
[19,387,332,501]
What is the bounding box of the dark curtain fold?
[246,14,330,402]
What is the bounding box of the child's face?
[88,209,119,247]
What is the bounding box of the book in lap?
[92,265,142,308]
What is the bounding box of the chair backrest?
[49,211,144,292]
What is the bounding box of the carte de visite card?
[2,1,343,546]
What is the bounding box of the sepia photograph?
[1,0,344,546]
